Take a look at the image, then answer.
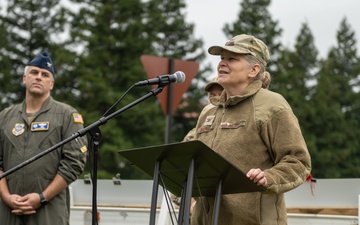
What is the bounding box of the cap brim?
[208,46,250,55]
[205,82,222,92]
[204,83,215,92]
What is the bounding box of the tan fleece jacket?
[191,80,311,225]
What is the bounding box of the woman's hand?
[246,168,267,187]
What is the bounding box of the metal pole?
[165,58,175,144]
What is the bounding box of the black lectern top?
[118,140,266,197]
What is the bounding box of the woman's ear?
[249,64,261,78]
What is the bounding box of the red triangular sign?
[140,55,199,115]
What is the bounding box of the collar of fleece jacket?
[210,80,262,107]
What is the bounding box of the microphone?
[135,71,186,86]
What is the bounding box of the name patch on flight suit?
[12,123,25,136]
[31,122,50,131]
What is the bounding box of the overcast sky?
[184,0,360,76]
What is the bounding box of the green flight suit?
[0,96,87,225]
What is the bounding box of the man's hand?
[10,193,40,215]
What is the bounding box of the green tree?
[65,0,165,179]
[0,16,14,109]
[0,0,70,107]
[0,0,208,179]
[64,0,207,178]
[311,18,360,178]
[275,22,319,161]
[143,0,211,142]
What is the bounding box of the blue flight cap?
[27,51,55,76]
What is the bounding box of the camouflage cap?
[204,77,223,92]
[27,51,55,76]
[208,34,270,67]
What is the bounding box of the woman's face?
[217,51,259,96]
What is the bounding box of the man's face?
[23,66,54,96]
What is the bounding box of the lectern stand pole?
[212,179,222,225]
[149,161,161,225]
[185,158,195,224]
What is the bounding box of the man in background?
[0,51,88,225]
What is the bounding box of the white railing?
[69,179,360,225]
[287,213,358,225]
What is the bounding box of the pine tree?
[143,0,211,142]
[62,0,162,178]
[64,0,207,178]
[311,18,360,178]
[0,0,70,106]
[0,0,208,179]
[0,16,14,109]
[275,22,319,164]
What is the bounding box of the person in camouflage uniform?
[191,34,311,225]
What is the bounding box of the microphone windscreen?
[174,71,186,83]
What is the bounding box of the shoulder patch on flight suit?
[31,122,50,131]
[12,123,25,136]
[72,113,84,124]
[80,145,88,153]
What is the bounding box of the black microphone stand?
[0,85,165,225]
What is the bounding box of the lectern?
[118,140,266,225]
